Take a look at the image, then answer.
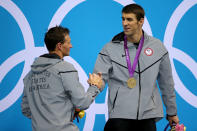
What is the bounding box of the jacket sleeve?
[60,69,100,110]
[93,44,113,91]
[158,52,177,116]
[21,80,32,119]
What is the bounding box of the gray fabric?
[94,32,177,121]
[21,56,100,131]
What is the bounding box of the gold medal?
[127,77,136,88]
[78,110,85,119]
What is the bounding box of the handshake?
[87,72,104,89]
[73,73,104,122]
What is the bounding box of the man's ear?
[56,42,62,50]
[139,18,144,26]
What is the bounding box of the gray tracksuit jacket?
[94,32,177,121]
[21,54,100,131]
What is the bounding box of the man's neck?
[49,51,63,59]
[127,30,143,43]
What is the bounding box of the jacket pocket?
[143,94,156,113]
[112,87,120,110]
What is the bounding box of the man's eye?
[127,18,133,21]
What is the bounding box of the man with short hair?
[94,4,179,131]
[21,26,103,131]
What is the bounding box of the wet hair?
[122,4,145,21]
[44,26,70,51]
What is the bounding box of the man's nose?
[122,20,128,26]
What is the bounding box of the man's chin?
[124,32,134,37]
[123,31,130,36]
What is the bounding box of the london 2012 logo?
[0,0,197,130]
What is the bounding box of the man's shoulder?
[144,32,160,42]
[144,33,165,47]
[98,32,124,56]
[53,60,77,72]
[100,41,122,56]
[23,71,32,81]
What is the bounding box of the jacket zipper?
[137,61,141,119]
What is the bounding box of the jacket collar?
[40,53,61,59]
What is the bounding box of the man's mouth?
[124,27,130,31]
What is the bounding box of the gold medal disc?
[127,77,136,88]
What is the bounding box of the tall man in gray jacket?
[21,26,103,131]
[94,4,179,131]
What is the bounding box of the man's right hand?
[167,115,179,127]
[87,73,103,89]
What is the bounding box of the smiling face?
[122,12,144,37]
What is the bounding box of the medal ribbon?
[124,33,144,77]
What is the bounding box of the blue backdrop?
[0,0,197,130]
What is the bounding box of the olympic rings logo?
[0,0,197,130]
[163,0,197,108]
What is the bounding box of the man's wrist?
[166,114,177,120]
[89,83,99,88]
